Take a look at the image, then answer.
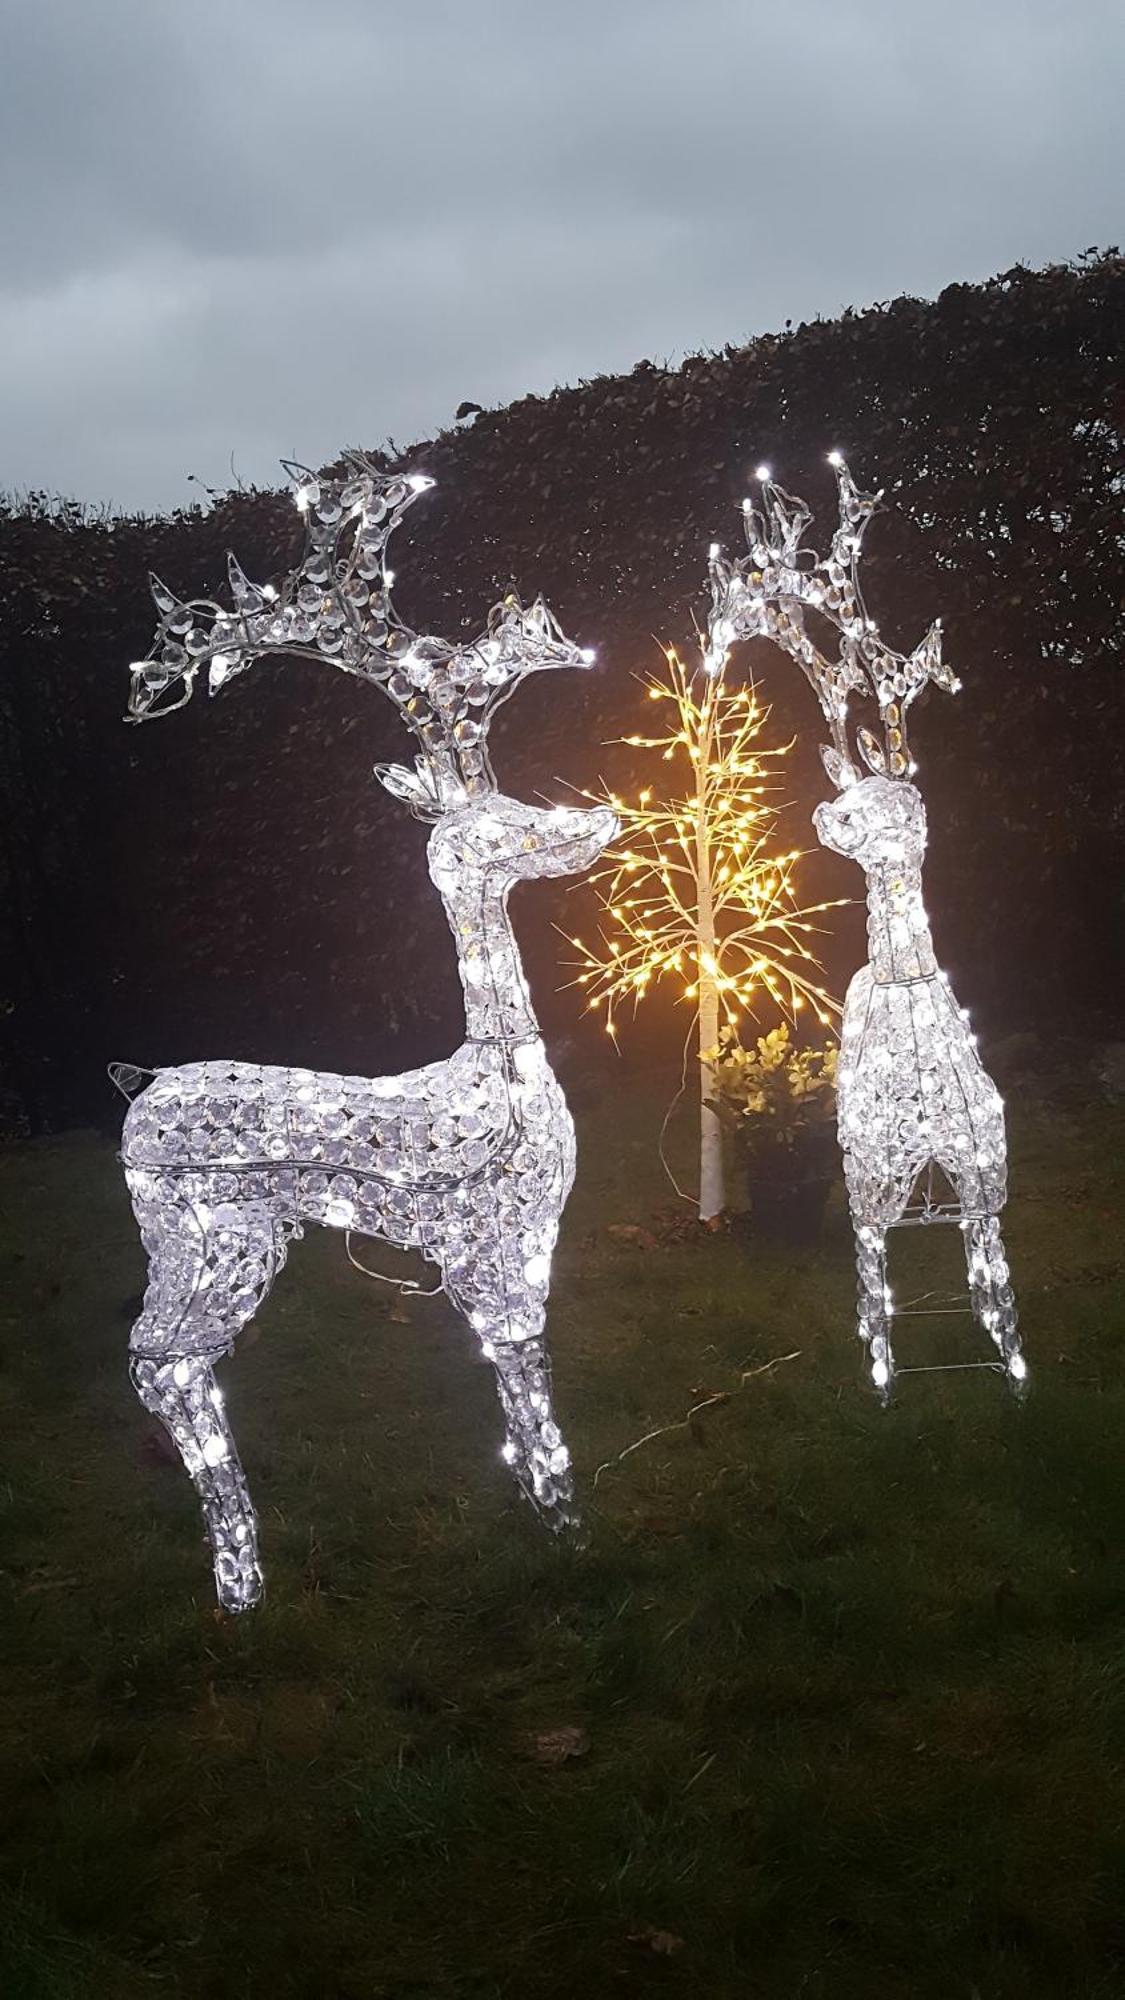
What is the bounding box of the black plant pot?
[743,1164,835,1245]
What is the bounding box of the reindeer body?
[123,796,614,1613]
[121,459,614,1611]
[836,963,1006,1219]
[709,453,1025,1399]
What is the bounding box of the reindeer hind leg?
[962,1214,1027,1395]
[131,1349,263,1611]
[128,1199,280,1610]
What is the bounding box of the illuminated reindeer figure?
[119,456,615,1611]
[708,454,1025,1399]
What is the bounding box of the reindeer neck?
[440,876,542,1046]
[863,855,937,984]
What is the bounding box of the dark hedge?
[2,250,1122,1131]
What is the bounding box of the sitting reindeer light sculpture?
[708,454,1026,1400]
[120,455,616,1611]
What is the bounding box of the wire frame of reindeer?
[706,451,1027,1402]
[117,454,616,1613]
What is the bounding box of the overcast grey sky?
[1,0,1120,512]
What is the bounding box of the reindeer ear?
[821,745,858,790]
[856,727,887,776]
[374,761,439,813]
[227,552,263,611]
[375,756,470,818]
[149,572,179,618]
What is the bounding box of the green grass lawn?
[1,1053,1123,1999]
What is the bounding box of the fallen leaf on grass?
[18,1570,79,1596]
[606,1224,659,1251]
[521,1725,590,1765]
[650,1204,729,1245]
[627,1927,684,1956]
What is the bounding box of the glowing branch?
[568,647,839,1043]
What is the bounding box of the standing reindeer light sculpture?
[707,454,1026,1400]
[119,454,616,1611]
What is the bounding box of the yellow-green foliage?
[707,1023,837,1167]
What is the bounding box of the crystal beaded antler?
[707,455,960,777]
[129,453,594,802]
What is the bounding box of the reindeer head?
[707,453,960,812]
[413,792,618,900]
[812,755,928,875]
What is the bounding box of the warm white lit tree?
[566,638,840,1222]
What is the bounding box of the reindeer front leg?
[838,1038,902,1401]
[845,1142,916,1399]
[489,1335,576,1527]
[446,1232,578,1532]
[852,1220,896,1401]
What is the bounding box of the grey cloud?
[1,0,1120,509]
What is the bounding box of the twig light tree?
[567,632,839,1222]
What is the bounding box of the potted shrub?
[706,1025,838,1243]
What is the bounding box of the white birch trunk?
[697,947,725,1222]
[695,693,725,1222]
